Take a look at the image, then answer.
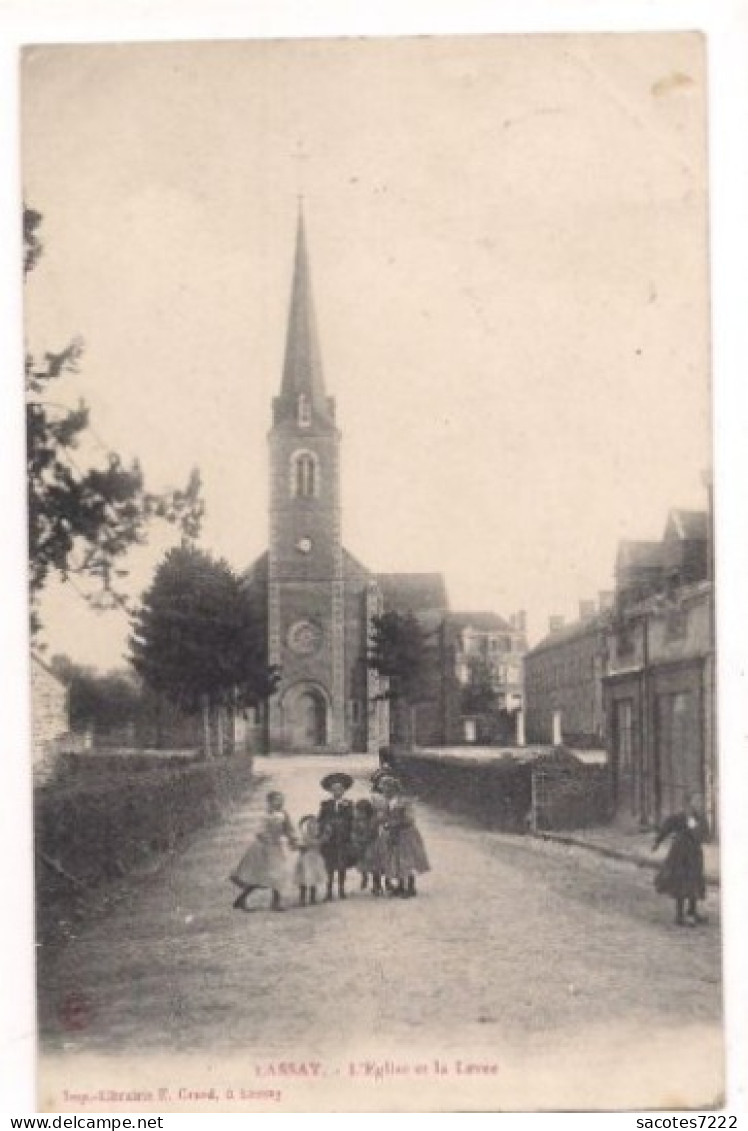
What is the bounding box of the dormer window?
[298,393,311,427]
[291,450,319,498]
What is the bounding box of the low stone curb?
[530,830,720,889]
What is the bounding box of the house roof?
[665,509,708,542]
[527,612,610,657]
[30,652,67,686]
[615,540,663,573]
[376,572,449,614]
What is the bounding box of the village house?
[441,611,527,744]
[604,508,716,834]
[30,653,69,782]
[524,599,612,750]
[525,503,716,835]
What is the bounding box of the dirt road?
[37,755,722,1111]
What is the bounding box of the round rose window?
[287,620,323,656]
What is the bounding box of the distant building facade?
[443,611,527,743]
[524,603,611,749]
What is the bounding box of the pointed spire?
[278,203,331,423]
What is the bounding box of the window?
[664,608,688,642]
[617,627,635,658]
[290,450,319,498]
[298,393,311,427]
[614,698,633,772]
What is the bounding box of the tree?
[24,206,204,635]
[368,610,429,749]
[49,654,143,732]
[129,545,279,756]
[460,656,501,717]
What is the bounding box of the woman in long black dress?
[652,795,708,926]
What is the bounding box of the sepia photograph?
[18,29,727,1113]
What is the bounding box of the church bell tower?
[267,208,346,750]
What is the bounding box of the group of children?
[229,768,430,913]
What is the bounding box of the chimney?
[579,599,596,623]
[598,590,614,612]
[549,615,565,635]
[515,609,527,633]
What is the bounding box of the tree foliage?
[460,655,501,717]
[49,654,143,731]
[368,610,429,704]
[129,545,279,715]
[24,205,204,634]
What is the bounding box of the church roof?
[277,206,331,422]
[447,610,513,632]
[239,551,268,588]
[376,572,449,614]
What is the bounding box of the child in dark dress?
[652,796,709,926]
[351,798,379,891]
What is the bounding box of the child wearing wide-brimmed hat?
[368,768,397,895]
[293,814,327,907]
[377,775,431,898]
[317,772,355,901]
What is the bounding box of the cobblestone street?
[37,755,723,1111]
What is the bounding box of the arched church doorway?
[283,684,329,749]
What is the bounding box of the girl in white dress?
[230,790,296,912]
[293,814,328,907]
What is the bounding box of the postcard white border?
[1,0,747,1122]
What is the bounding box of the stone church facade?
[243,210,454,753]
[245,210,522,754]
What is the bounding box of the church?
[244,209,526,753]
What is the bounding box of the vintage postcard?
[21,31,724,1113]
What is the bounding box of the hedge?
[34,754,255,941]
[396,748,613,832]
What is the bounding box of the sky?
[21,32,711,669]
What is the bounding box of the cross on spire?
[293,138,310,202]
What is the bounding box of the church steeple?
[267,204,345,752]
[274,204,335,428]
